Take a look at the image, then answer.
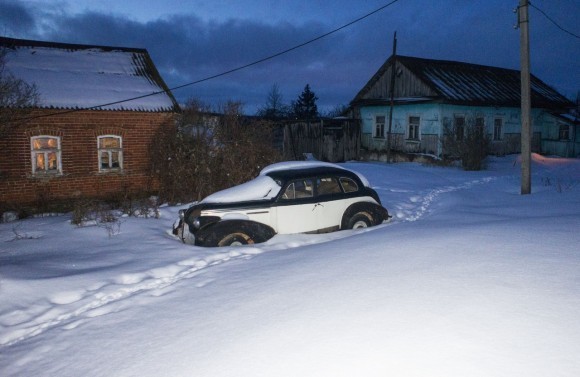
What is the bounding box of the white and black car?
[173,162,390,247]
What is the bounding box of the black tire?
[347,212,372,229]
[217,232,254,247]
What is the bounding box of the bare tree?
[257,83,289,119]
[442,116,490,171]
[150,99,281,204]
[0,48,39,137]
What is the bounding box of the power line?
[16,0,401,122]
[529,2,580,39]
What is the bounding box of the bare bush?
[150,99,281,204]
[442,117,490,171]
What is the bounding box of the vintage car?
[173,161,390,247]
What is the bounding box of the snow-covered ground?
[1,154,579,377]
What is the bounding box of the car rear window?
[339,177,359,193]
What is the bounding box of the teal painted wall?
[359,103,577,157]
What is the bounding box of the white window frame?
[98,135,123,172]
[493,118,503,141]
[31,136,62,175]
[374,115,386,138]
[407,115,420,140]
[558,123,570,141]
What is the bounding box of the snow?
[201,175,281,203]
[1,155,580,377]
[261,160,372,187]
[4,45,175,111]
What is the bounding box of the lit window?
[559,124,570,140]
[374,115,385,138]
[98,136,123,172]
[408,116,420,140]
[493,118,503,141]
[31,136,61,175]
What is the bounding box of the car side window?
[339,177,359,193]
[282,179,314,200]
[316,177,342,195]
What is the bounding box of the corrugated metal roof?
[354,55,573,109]
[0,37,179,112]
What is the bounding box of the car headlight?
[178,209,185,220]
[193,217,201,229]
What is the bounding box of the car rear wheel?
[347,212,372,229]
[217,232,254,247]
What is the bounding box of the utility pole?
[386,31,397,164]
[518,0,532,194]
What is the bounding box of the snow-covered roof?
[0,37,179,112]
[354,55,573,110]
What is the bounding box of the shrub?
[150,99,281,204]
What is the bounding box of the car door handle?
[313,203,324,211]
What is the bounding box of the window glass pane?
[340,177,359,193]
[100,151,109,168]
[282,183,295,200]
[111,151,120,168]
[317,177,341,195]
[47,152,57,170]
[36,153,45,171]
[100,137,120,149]
[295,179,313,198]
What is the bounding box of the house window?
[98,135,123,172]
[408,116,420,140]
[475,117,485,137]
[31,136,61,175]
[454,116,465,141]
[493,118,503,141]
[559,124,570,140]
[374,115,385,138]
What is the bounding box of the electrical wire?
[529,2,580,39]
[15,0,401,121]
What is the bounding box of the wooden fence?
[281,119,361,162]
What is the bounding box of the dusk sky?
[1,0,578,114]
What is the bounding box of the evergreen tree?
[291,84,318,120]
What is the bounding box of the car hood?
[201,175,281,204]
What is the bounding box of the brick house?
[0,37,180,212]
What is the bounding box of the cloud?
[4,0,579,113]
[0,1,35,36]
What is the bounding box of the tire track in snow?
[0,248,263,348]
[390,177,495,222]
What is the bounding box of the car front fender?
[194,219,276,247]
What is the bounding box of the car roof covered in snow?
[261,161,371,187]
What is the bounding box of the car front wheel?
[347,212,372,229]
[217,232,254,247]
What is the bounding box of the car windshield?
[201,175,281,203]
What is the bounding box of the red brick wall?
[0,109,176,208]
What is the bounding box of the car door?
[312,176,347,231]
[273,178,319,234]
